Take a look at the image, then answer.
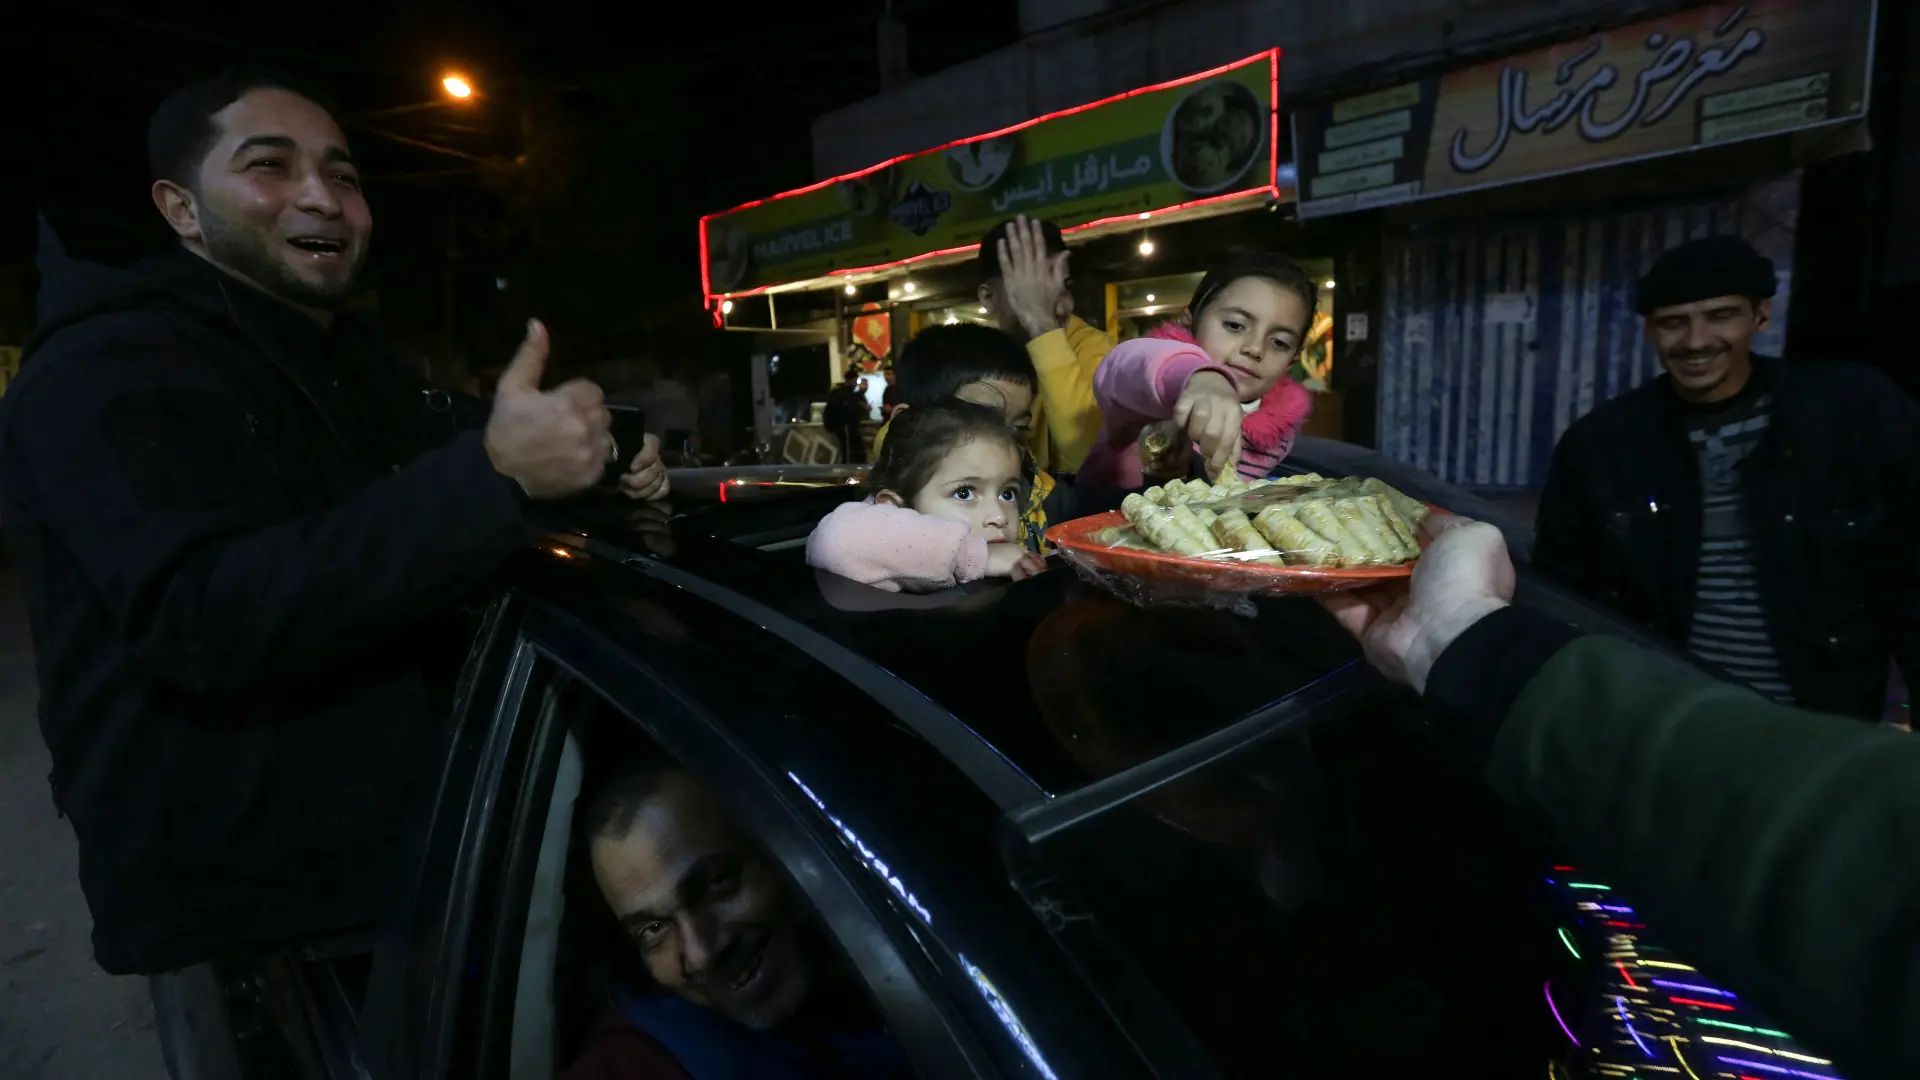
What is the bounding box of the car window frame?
[355,591,544,1080]
[447,597,1003,1080]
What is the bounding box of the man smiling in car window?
[564,755,913,1080]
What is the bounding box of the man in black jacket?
[0,66,667,979]
[1533,235,1918,720]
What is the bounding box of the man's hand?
[997,216,1072,341]
[483,320,615,499]
[618,433,670,501]
[987,544,1048,580]
[1172,370,1243,481]
[1317,514,1515,693]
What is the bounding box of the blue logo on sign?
[889,181,953,238]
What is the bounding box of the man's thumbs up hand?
[483,319,615,499]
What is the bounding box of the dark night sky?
[5,1,1018,350]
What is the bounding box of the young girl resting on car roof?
[873,323,1133,554]
[807,401,1048,593]
[1078,252,1316,488]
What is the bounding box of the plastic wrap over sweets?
[1045,474,1437,613]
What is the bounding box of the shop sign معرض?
[1291,0,1876,218]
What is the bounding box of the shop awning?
[699,49,1283,306]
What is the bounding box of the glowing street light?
[442,73,475,99]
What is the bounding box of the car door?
[358,567,1018,1080]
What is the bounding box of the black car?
[150,441,1772,1080]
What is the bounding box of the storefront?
[1288,0,1880,491]
[700,50,1357,454]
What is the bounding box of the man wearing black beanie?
[1533,235,1917,721]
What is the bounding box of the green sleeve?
[1489,633,1920,1080]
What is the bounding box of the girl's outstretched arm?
[805,500,989,593]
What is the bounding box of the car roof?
[550,444,1684,802]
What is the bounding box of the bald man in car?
[563,756,912,1080]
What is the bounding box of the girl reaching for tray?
[807,401,1049,593]
[1079,252,1316,487]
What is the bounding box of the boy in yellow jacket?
[873,216,1111,477]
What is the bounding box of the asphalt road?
[0,567,167,1080]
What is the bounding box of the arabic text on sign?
[1449,5,1768,175]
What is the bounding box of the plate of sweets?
[1046,474,1439,597]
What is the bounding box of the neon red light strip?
[700,48,1281,303]
[1616,962,1641,989]
[1668,996,1738,1012]
[707,187,1275,304]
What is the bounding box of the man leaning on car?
[0,65,667,1016]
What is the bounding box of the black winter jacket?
[1532,355,1919,720]
[0,222,537,974]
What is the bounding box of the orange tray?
[1046,508,1430,596]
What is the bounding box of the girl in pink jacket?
[806,401,1048,593]
[1079,253,1317,488]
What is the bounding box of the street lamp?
[442,73,475,99]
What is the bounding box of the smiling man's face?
[158,87,371,312]
[590,772,814,1031]
[1644,294,1769,404]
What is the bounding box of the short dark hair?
[580,747,685,842]
[978,218,1068,281]
[894,322,1036,407]
[1188,252,1319,328]
[148,64,346,187]
[868,399,1024,502]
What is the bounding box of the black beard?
[200,208,361,310]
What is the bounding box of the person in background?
[1078,252,1314,487]
[0,64,666,1032]
[807,401,1046,592]
[1322,514,1920,1080]
[564,753,914,1080]
[824,370,867,463]
[1533,235,1917,720]
[880,368,903,419]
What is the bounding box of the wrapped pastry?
[1295,500,1373,567]
[1253,505,1339,567]
[1330,498,1398,564]
[1123,494,1211,556]
[1211,509,1282,564]
[1166,504,1221,553]
[1349,496,1415,562]
[1367,494,1421,555]
[1360,478,1431,530]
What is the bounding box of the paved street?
[0,566,167,1080]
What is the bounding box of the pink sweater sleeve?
[805,500,990,593]
[1092,338,1233,440]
